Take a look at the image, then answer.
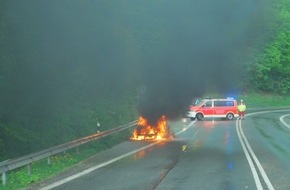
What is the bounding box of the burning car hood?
[130,115,173,141]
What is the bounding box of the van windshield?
[196,100,206,106]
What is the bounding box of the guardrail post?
[27,164,32,176]
[47,157,51,165]
[0,119,138,183]
[2,172,6,186]
[76,146,79,154]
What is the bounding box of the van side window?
[203,101,212,107]
[226,101,234,106]
[214,101,234,107]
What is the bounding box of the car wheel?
[196,113,203,121]
[226,113,234,120]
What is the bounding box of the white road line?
[239,109,290,190]
[175,120,196,136]
[192,127,199,139]
[40,120,196,190]
[238,119,275,190]
[246,109,290,117]
[236,119,263,190]
[280,114,290,129]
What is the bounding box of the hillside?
[0,0,289,161]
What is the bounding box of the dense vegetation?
[0,0,289,162]
[245,0,290,94]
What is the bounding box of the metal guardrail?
[0,120,137,185]
[1,107,290,186]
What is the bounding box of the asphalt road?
[35,110,290,190]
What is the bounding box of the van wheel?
[226,113,234,120]
[196,113,203,121]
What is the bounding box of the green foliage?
[0,94,137,161]
[239,92,290,107]
[0,128,132,190]
[0,0,142,161]
[1,0,290,163]
[245,0,290,95]
[0,153,83,190]
[0,139,4,157]
[248,30,290,94]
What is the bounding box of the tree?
[245,0,290,94]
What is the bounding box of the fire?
[130,115,173,141]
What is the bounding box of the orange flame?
[130,115,173,141]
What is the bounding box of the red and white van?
[187,98,238,121]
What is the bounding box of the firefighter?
[237,100,246,119]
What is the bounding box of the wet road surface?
[35,110,290,190]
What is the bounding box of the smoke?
[0,0,271,125]
[0,1,138,121]
[136,0,271,123]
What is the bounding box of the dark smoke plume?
[0,0,271,126]
[137,0,270,123]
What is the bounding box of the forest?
[0,0,289,161]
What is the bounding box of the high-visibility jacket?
[237,104,246,112]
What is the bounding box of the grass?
[0,150,94,190]
[0,130,132,190]
[204,92,290,108]
[239,93,290,107]
[0,93,289,190]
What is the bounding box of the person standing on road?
[237,100,246,119]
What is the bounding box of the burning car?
[130,115,174,141]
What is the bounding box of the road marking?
[240,123,275,190]
[236,119,263,190]
[39,120,196,190]
[280,114,290,129]
[182,145,187,151]
[181,126,199,152]
[246,109,290,117]
[235,109,290,190]
[175,120,196,136]
[192,128,199,139]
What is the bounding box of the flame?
[130,115,173,141]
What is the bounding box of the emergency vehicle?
[187,98,238,121]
